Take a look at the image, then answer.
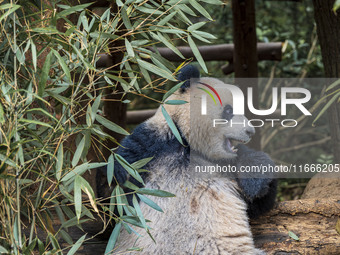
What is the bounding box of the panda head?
[149,65,255,161]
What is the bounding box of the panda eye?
[225,105,233,115]
[222,104,234,121]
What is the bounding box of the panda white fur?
[98,65,277,254]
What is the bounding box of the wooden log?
[251,198,340,254]
[126,109,157,125]
[252,171,340,254]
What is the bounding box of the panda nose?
[246,126,255,137]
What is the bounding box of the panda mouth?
[224,138,242,154]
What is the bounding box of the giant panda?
[97,65,277,254]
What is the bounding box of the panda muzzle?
[225,138,240,154]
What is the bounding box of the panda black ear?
[177,65,200,92]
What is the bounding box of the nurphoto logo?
[199,83,312,128]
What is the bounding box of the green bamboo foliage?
[0,0,220,253]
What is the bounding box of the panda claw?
[231,146,238,153]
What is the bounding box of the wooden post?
[92,4,127,160]
[232,0,260,150]
[313,0,340,163]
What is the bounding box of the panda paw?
[235,144,276,201]
[237,178,273,201]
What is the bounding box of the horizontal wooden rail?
[96,42,282,69]
[154,42,282,62]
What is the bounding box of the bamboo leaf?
[157,11,177,26]
[79,177,99,213]
[161,105,184,145]
[91,94,101,121]
[67,234,86,255]
[86,104,92,127]
[188,35,207,73]
[0,103,4,124]
[125,38,135,58]
[25,108,58,122]
[131,157,153,169]
[157,32,184,59]
[109,189,116,216]
[96,115,130,135]
[38,238,44,254]
[107,154,114,186]
[137,59,176,81]
[0,245,8,253]
[16,47,25,64]
[123,181,140,191]
[57,3,93,17]
[191,30,217,39]
[71,44,94,70]
[104,222,121,254]
[334,0,340,12]
[56,144,63,181]
[162,81,185,102]
[30,40,37,71]
[115,154,144,185]
[133,194,146,228]
[115,186,124,216]
[19,118,53,129]
[59,230,73,245]
[189,0,213,20]
[137,194,163,212]
[326,78,340,92]
[121,6,132,30]
[38,51,52,97]
[313,91,340,124]
[165,100,188,105]
[288,231,299,241]
[0,4,20,23]
[188,21,206,32]
[200,0,223,4]
[104,73,130,92]
[137,188,175,197]
[192,31,211,43]
[61,162,89,182]
[72,136,85,167]
[51,49,71,82]
[121,216,146,228]
[48,233,61,252]
[74,175,82,220]
[32,27,60,34]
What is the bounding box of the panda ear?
[177,65,200,92]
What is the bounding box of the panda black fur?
[97,65,277,254]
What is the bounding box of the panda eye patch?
[222,104,234,121]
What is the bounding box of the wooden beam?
[96,43,282,68]
[153,43,281,62]
[127,109,157,125]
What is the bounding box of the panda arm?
[234,144,277,218]
[97,123,154,198]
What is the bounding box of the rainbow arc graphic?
[197,82,223,106]
[197,82,223,115]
